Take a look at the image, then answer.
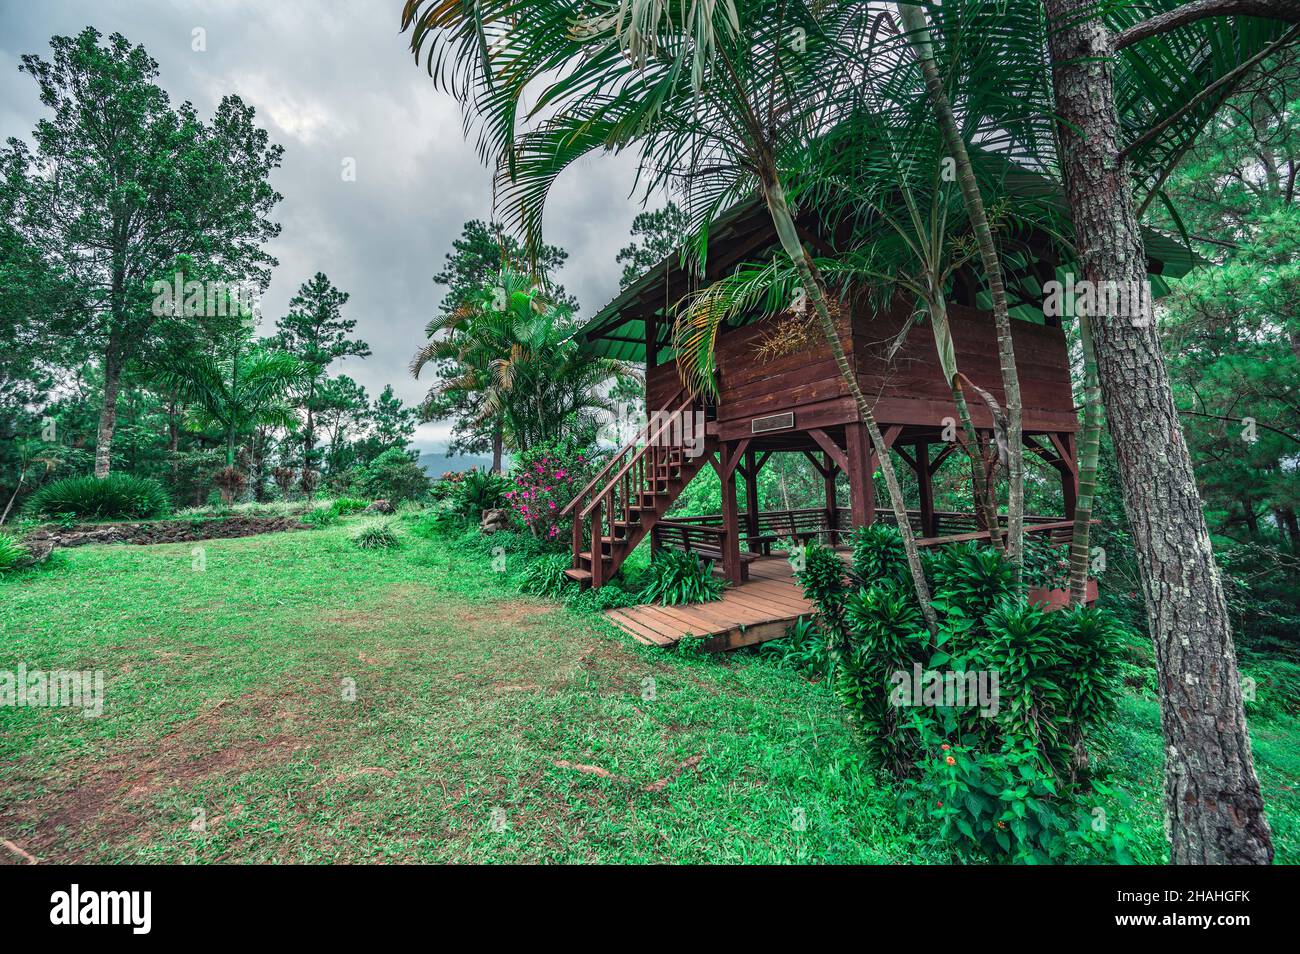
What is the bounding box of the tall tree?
[7,28,282,477]
[370,384,419,454]
[1044,0,1284,864]
[274,273,370,482]
[155,329,305,472]
[434,218,574,316]
[616,202,691,288]
[315,374,371,474]
[412,269,623,460]
[896,4,1027,565]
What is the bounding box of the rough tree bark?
[94,341,123,479]
[1045,0,1273,864]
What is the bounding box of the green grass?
[1,520,1296,864]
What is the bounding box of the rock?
[366,499,395,514]
[480,508,511,533]
[15,538,53,568]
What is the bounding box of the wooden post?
[845,422,876,528]
[1053,431,1079,518]
[720,450,742,585]
[712,441,747,586]
[590,498,604,589]
[823,451,838,543]
[916,440,935,538]
[743,449,760,552]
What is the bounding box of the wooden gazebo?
[559,188,1194,647]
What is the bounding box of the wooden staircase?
[563,392,714,589]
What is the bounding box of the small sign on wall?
[752,412,795,434]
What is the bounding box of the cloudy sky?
[0,0,651,452]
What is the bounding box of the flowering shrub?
[504,441,599,543]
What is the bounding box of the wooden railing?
[656,508,1076,551]
[567,389,702,587]
[559,385,686,522]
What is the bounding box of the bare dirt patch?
[0,684,318,861]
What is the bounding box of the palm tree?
[156,332,306,472]
[673,105,1054,542]
[411,268,627,459]
[401,0,943,631]
[892,3,1028,566]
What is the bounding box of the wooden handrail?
[559,385,686,520]
[579,392,698,521]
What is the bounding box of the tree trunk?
[1069,311,1103,603]
[899,3,1026,568]
[760,169,938,633]
[926,294,1003,540]
[491,422,504,474]
[1046,0,1272,864]
[1280,506,1300,549]
[94,342,123,479]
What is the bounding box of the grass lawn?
[2,517,1297,864]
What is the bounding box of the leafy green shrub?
[905,737,1073,864]
[331,496,369,515]
[0,533,28,573]
[303,504,341,527]
[637,549,724,606]
[759,615,834,678]
[928,541,1019,619]
[519,552,574,600]
[566,583,639,614]
[793,541,849,645]
[351,521,399,550]
[1242,657,1300,720]
[850,522,910,588]
[1022,534,1070,591]
[26,474,171,520]
[354,448,430,502]
[451,469,510,518]
[407,500,465,538]
[800,530,1129,861]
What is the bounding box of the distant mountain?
[417,451,499,477]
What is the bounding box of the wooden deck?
[604,554,814,652]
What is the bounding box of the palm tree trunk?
[761,170,938,633]
[898,4,1026,568]
[925,294,1002,538]
[1069,311,1102,603]
[1045,0,1271,864]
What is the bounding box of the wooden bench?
[744,508,839,553]
[652,519,762,580]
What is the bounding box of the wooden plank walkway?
[604,555,815,652]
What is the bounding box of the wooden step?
[564,568,592,583]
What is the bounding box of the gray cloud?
[0,0,652,451]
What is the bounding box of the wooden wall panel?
[646,297,1076,434]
